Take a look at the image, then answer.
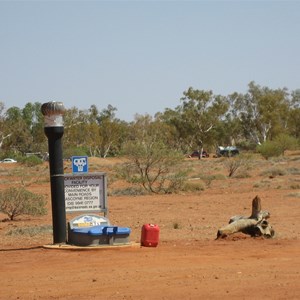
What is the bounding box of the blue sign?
[72,156,88,173]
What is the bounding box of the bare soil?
[0,154,300,299]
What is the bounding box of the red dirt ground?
[0,155,300,299]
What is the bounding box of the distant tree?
[0,102,12,150]
[288,108,300,138]
[22,102,46,152]
[88,104,100,124]
[167,88,228,157]
[64,107,90,150]
[131,114,176,147]
[287,90,300,138]
[98,119,128,157]
[154,110,186,152]
[229,82,290,145]
[213,114,243,150]
[291,89,300,108]
[97,105,129,157]
[64,104,129,158]
[4,106,32,154]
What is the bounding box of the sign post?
[64,173,108,216]
[72,156,88,174]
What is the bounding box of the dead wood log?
[216,196,275,239]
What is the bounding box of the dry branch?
[216,196,275,239]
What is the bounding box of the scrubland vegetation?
[1,81,300,222]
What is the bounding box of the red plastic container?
[141,224,160,247]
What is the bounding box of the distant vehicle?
[188,150,209,158]
[0,158,17,163]
[216,146,239,157]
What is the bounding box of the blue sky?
[1,1,299,121]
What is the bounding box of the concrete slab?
[43,242,140,251]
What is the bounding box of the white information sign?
[64,173,107,213]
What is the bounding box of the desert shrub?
[196,173,226,180]
[286,192,300,198]
[223,154,252,177]
[6,225,52,236]
[287,167,300,175]
[257,141,283,160]
[172,222,181,229]
[0,187,47,220]
[274,134,299,155]
[194,174,226,188]
[233,172,251,178]
[20,155,43,166]
[164,171,190,193]
[182,181,205,192]
[289,156,300,162]
[109,186,147,196]
[121,140,189,194]
[253,180,271,188]
[260,167,286,177]
[290,184,300,190]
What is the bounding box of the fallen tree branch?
[216,196,275,239]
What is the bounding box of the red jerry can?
[141,224,160,247]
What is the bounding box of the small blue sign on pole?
[72,156,88,173]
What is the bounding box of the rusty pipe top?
[41,101,65,116]
[41,101,65,127]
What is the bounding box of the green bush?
[0,187,47,220]
[20,155,43,166]
[257,135,299,160]
[274,134,299,155]
[257,141,282,160]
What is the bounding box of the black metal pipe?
[44,127,66,244]
[42,102,66,244]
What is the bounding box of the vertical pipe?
[41,102,66,244]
